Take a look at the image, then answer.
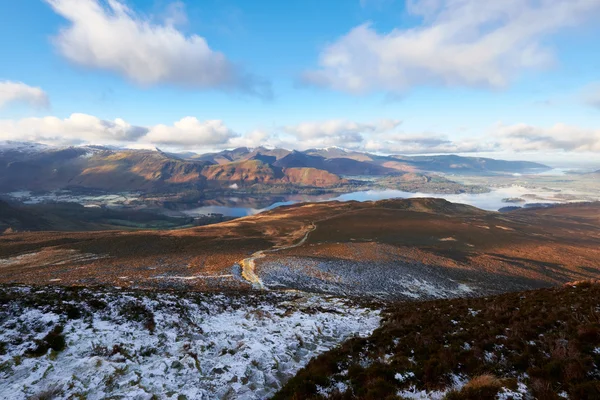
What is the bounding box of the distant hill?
[0,143,550,194]
[274,151,395,176]
[0,148,212,192]
[282,167,346,186]
[202,159,282,183]
[305,148,549,174]
[390,154,548,174]
[193,147,291,165]
[186,147,549,175]
[0,146,345,193]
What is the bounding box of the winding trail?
[236,206,395,289]
[239,222,317,289]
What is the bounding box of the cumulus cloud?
[45,0,270,97]
[0,114,255,150]
[279,119,600,154]
[228,129,272,149]
[495,123,600,152]
[364,133,488,154]
[144,117,238,147]
[0,113,147,145]
[2,113,599,155]
[0,81,49,109]
[304,0,600,93]
[282,119,401,149]
[369,123,600,154]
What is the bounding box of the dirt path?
[236,205,437,289]
[239,222,317,289]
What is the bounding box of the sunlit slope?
[0,199,598,298]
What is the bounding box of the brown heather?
[275,282,600,399]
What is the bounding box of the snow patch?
[497,382,529,400]
[0,287,380,400]
[395,371,415,382]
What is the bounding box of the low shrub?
[26,325,66,357]
[275,282,600,399]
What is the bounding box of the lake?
[181,185,591,217]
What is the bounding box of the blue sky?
[0,0,599,163]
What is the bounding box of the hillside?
[374,173,489,194]
[282,167,347,186]
[0,147,213,192]
[276,281,600,399]
[299,148,549,174]
[194,147,292,164]
[0,200,53,232]
[0,199,598,298]
[0,144,551,198]
[274,151,395,176]
[201,160,346,186]
[203,147,549,176]
[0,147,347,194]
[0,200,195,232]
[391,154,548,174]
[202,159,283,183]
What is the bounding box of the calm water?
[181,185,586,217]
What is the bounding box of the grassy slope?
[275,282,600,400]
[0,200,195,232]
[0,200,599,293]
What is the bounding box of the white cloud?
[364,133,488,154]
[2,114,599,155]
[285,119,401,139]
[144,117,238,147]
[0,114,255,150]
[163,1,188,27]
[45,0,269,96]
[495,123,600,152]
[304,0,600,93]
[0,113,147,145]
[228,129,272,149]
[0,81,49,109]
[281,119,401,149]
[368,123,600,154]
[279,119,600,154]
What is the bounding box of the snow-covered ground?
[260,256,484,300]
[0,286,381,399]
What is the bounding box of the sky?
[0,0,599,165]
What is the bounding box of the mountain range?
[0,142,549,194]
